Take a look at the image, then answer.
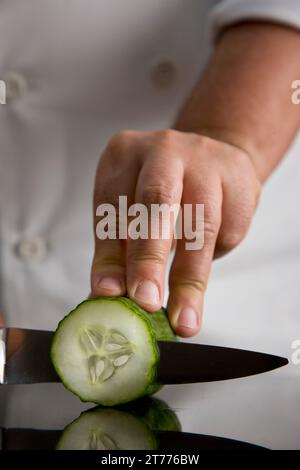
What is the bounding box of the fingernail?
[178,307,198,329]
[96,276,123,292]
[133,280,160,305]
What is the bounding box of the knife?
[0,427,268,450]
[0,328,288,385]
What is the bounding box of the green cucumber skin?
[115,299,176,396]
[115,297,176,342]
[51,297,176,406]
[116,298,177,398]
[117,397,182,433]
[56,398,180,450]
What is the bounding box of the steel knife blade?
[0,328,288,385]
[157,340,288,384]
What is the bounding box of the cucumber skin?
[114,298,176,396]
[115,297,176,342]
[117,397,181,433]
[51,297,176,405]
[56,398,180,450]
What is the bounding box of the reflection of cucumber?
[51,297,176,406]
[56,398,181,450]
[56,408,157,450]
[118,397,181,433]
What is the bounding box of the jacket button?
[2,72,28,103]
[14,237,48,263]
[151,60,177,90]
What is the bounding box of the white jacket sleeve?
[210,0,300,39]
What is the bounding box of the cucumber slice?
[51,297,176,406]
[56,398,180,450]
[56,408,157,450]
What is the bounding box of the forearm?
[175,22,300,182]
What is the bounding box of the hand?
[91,129,261,337]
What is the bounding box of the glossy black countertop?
[0,361,299,450]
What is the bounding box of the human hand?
[90,129,261,337]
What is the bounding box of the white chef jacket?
[0,0,300,450]
[0,0,299,362]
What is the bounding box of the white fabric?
[0,0,300,449]
[210,0,300,39]
[0,0,298,347]
[0,0,213,329]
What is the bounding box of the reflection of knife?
[0,328,288,385]
[0,428,268,450]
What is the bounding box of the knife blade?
[0,328,288,385]
[0,328,59,384]
[157,340,288,384]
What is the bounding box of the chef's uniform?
[0,0,299,448]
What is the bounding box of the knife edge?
[157,340,288,384]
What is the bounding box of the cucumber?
[118,397,181,433]
[56,398,180,450]
[56,408,157,450]
[51,297,176,406]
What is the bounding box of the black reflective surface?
[0,362,299,450]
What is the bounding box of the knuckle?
[203,218,220,243]
[170,275,206,295]
[128,247,167,266]
[196,134,214,150]
[142,182,177,205]
[92,255,124,270]
[217,231,244,252]
[189,134,218,155]
[107,130,135,156]
[156,129,178,146]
